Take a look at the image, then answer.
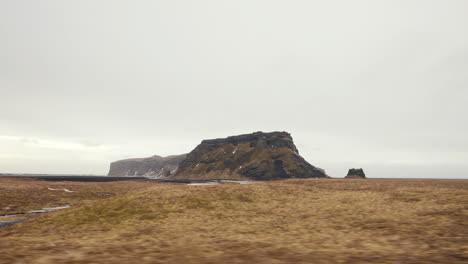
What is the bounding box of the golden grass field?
[0,178,467,264]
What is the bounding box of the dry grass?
[0,178,153,215]
[0,178,467,264]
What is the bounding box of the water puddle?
[27,205,71,214]
[187,180,258,186]
[0,205,71,228]
[0,219,26,228]
[187,182,220,186]
[0,214,24,219]
[219,180,257,184]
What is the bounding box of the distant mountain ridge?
[108,154,187,178]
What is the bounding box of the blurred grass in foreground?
[1,178,467,264]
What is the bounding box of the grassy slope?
[1,179,467,264]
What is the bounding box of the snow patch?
[49,188,76,193]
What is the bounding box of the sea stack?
[345,168,366,179]
[172,131,327,180]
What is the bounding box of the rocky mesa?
[345,168,366,179]
[108,154,187,178]
[172,131,327,180]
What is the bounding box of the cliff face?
[173,131,327,180]
[108,154,187,178]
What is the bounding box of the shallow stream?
[0,205,71,228]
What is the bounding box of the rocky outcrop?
[108,154,187,178]
[345,168,366,179]
[172,131,327,180]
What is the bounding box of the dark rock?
[345,168,366,179]
[172,131,327,180]
[108,154,187,178]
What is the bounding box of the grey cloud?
[0,0,467,177]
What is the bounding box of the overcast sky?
[1,0,467,178]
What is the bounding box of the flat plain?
[0,178,467,264]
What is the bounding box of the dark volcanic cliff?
[345,168,366,179]
[108,154,187,178]
[172,131,327,180]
